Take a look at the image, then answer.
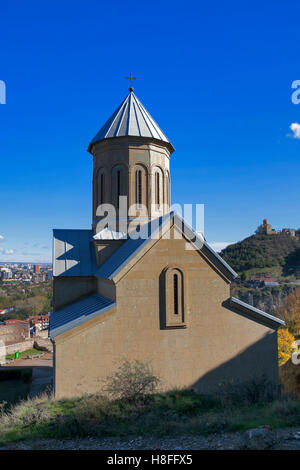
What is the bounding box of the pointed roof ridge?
[88,91,174,153]
[94,212,238,282]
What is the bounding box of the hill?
[220,233,300,279]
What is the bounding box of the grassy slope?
[1,390,300,445]
[5,348,42,361]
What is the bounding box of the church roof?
[51,215,284,337]
[50,293,116,338]
[229,297,285,329]
[93,227,126,240]
[95,212,238,281]
[88,90,174,153]
[53,229,97,277]
[53,213,238,281]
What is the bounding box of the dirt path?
[1,427,300,450]
[2,353,53,398]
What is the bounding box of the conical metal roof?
[88,90,174,153]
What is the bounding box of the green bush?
[104,359,160,405]
[216,375,278,407]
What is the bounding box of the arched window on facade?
[165,170,170,208]
[132,164,148,215]
[100,173,105,205]
[173,273,179,315]
[161,267,185,328]
[117,170,121,208]
[136,169,142,207]
[111,164,127,210]
[96,169,106,211]
[153,167,164,211]
[156,172,160,207]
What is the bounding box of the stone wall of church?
[53,276,97,311]
[53,226,278,398]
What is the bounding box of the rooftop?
[88,90,174,153]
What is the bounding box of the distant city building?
[29,314,50,332]
[33,264,40,273]
[247,276,279,288]
[0,268,12,280]
[33,272,46,283]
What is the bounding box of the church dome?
[88,90,174,153]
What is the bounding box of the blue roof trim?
[230,297,285,328]
[53,229,97,277]
[50,293,116,338]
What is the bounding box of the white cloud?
[290,122,300,139]
[209,241,235,253]
[0,235,4,242]
[0,248,15,255]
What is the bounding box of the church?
[50,84,284,398]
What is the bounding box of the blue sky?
[0,0,300,262]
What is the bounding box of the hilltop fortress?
[256,219,300,237]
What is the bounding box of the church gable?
[113,223,228,333]
[116,223,283,332]
[95,212,238,284]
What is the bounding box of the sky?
[0,0,300,262]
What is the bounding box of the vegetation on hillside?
[277,328,296,365]
[0,380,299,445]
[279,288,300,339]
[220,233,300,277]
[0,281,52,320]
[0,360,299,445]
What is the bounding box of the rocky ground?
[1,427,300,450]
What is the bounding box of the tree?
[279,288,300,338]
[277,328,296,365]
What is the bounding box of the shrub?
[216,375,277,407]
[104,359,160,404]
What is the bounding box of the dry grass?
[0,387,300,445]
